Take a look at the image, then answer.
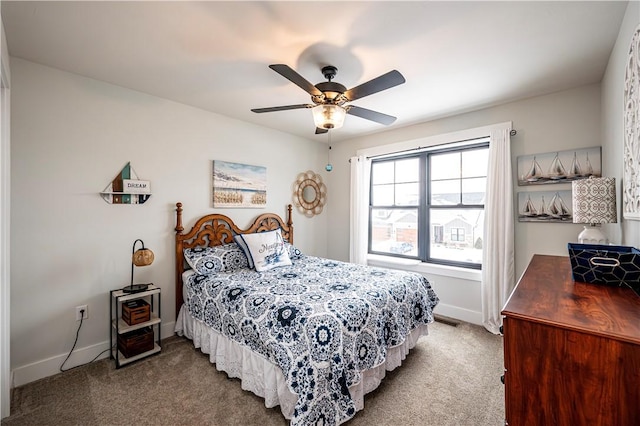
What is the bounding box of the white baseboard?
[12,321,175,388]
[433,303,482,326]
[161,321,175,341]
[12,306,481,387]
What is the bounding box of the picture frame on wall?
[518,190,573,223]
[212,160,267,208]
[516,146,601,186]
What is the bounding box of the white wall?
[326,84,602,322]
[9,58,328,386]
[602,1,640,248]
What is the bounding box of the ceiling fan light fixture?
[252,64,404,134]
[312,104,346,130]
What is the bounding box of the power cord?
[59,309,112,372]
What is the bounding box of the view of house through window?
[369,139,489,269]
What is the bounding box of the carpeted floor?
[2,321,505,425]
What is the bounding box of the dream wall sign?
[100,162,151,204]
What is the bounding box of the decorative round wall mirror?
[293,170,327,217]
[303,185,317,204]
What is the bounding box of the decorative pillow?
[184,244,249,275]
[238,229,292,272]
[284,242,303,260]
[234,234,255,269]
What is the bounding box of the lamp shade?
[312,104,346,130]
[124,239,153,293]
[572,177,617,224]
[133,248,154,266]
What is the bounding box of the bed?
[173,202,439,425]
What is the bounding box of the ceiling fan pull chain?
[326,135,333,172]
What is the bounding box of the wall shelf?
[101,162,151,204]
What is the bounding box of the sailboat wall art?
[517,146,601,186]
[518,190,573,223]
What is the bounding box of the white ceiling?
[1,1,628,142]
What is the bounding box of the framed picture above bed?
[212,160,267,208]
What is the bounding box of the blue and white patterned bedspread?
[185,255,439,425]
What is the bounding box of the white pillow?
[238,229,291,272]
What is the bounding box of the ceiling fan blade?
[251,104,313,113]
[269,64,323,97]
[315,127,329,135]
[344,70,406,101]
[347,106,397,125]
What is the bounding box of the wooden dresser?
[501,254,640,426]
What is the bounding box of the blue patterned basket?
[567,243,640,296]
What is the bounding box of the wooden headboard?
[174,202,293,319]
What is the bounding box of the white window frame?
[369,141,488,269]
[357,123,511,281]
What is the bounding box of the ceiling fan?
[251,64,406,134]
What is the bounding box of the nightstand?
[109,285,161,368]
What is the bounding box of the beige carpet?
[3,321,505,425]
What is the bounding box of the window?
[451,228,465,242]
[369,139,489,269]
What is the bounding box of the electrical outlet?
[75,305,88,321]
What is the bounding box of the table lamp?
[572,177,617,244]
[124,238,154,293]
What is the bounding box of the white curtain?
[349,155,371,264]
[481,127,515,334]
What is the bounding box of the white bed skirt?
[175,305,429,421]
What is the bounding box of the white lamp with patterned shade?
[572,177,617,244]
